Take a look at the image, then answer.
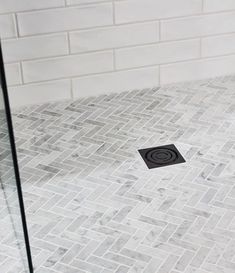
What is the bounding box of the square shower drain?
[138,144,185,169]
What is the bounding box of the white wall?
[1,0,235,107]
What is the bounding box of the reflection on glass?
[0,43,33,272]
[0,77,29,273]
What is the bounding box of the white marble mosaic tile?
[1,75,235,272]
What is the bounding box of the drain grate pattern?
[138,144,185,169]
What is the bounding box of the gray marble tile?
[1,75,235,272]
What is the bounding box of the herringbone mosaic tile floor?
[2,75,235,272]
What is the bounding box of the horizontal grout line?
[114,38,200,51]
[0,0,113,16]
[0,4,67,16]
[114,10,235,25]
[3,17,235,44]
[2,31,70,42]
[4,29,235,64]
[9,66,160,87]
[67,0,111,7]
[8,82,23,88]
[159,31,235,42]
[114,56,202,71]
[159,51,235,67]
[159,72,235,87]
[4,33,235,65]
[5,20,160,40]
[5,41,163,64]
[17,68,116,86]
[8,78,72,88]
[15,23,115,39]
[16,1,112,15]
[8,51,235,88]
[0,3,234,20]
[2,6,235,40]
[2,20,160,40]
[19,49,114,65]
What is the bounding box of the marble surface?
[1,75,235,272]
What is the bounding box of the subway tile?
[115,0,202,24]
[17,3,113,36]
[115,39,200,69]
[204,0,235,12]
[5,63,22,86]
[160,55,235,84]
[8,80,71,108]
[22,51,113,83]
[1,0,235,103]
[72,66,159,98]
[161,11,235,40]
[0,14,17,39]
[0,0,64,13]
[202,33,235,57]
[70,22,159,53]
[67,0,111,5]
[2,33,69,63]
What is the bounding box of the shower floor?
[8,75,235,272]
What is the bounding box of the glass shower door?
[0,43,33,272]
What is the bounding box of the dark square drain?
[138,144,185,169]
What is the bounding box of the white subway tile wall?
[17,4,113,36]
[202,33,235,57]
[5,63,22,85]
[0,0,65,13]
[2,33,69,62]
[160,55,235,84]
[0,14,17,39]
[1,0,235,107]
[69,22,159,53]
[9,80,71,107]
[115,39,200,69]
[22,50,114,83]
[114,0,202,23]
[72,66,160,98]
[204,0,235,12]
[161,12,235,41]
